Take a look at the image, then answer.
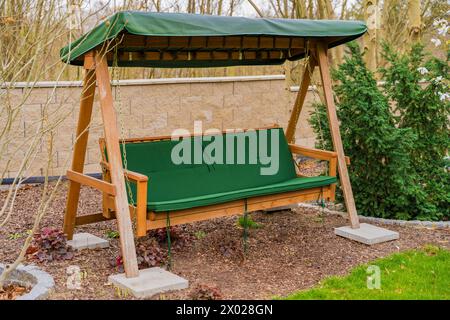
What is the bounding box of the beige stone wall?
[1,76,319,179]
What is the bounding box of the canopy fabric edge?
[60,11,367,68]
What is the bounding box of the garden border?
[0,264,55,300]
[296,203,450,229]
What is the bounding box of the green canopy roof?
[60,11,367,68]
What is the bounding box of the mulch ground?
[1,179,449,300]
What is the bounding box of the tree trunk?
[363,0,378,73]
[408,0,422,43]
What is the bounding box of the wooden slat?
[66,170,116,195]
[95,50,139,277]
[150,187,327,222]
[120,35,305,50]
[63,66,96,240]
[146,188,328,230]
[114,49,289,63]
[317,42,360,229]
[108,124,280,145]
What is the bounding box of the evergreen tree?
[381,44,450,219]
[310,42,420,219]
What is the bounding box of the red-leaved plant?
[111,238,167,272]
[149,226,192,251]
[26,227,74,262]
[189,284,223,300]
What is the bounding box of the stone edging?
[0,264,55,300]
[296,203,450,229]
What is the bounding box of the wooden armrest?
[289,144,350,165]
[124,169,148,182]
[100,160,148,182]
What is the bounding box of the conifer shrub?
[309,42,449,220]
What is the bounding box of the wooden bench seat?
[95,127,339,236]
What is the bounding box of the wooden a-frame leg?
[285,57,317,143]
[316,42,360,229]
[63,67,96,240]
[95,51,139,277]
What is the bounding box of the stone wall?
[1,75,319,179]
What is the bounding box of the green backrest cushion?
[119,128,296,203]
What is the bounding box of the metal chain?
[112,41,135,208]
[316,187,326,220]
[166,212,172,269]
[243,199,248,254]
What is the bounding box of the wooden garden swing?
[60,11,367,278]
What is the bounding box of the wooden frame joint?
[83,51,95,70]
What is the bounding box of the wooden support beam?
[66,170,116,196]
[95,50,139,278]
[285,57,317,143]
[63,66,96,240]
[75,213,114,226]
[316,42,360,229]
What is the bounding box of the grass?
[285,245,450,300]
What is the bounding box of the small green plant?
[237,215,262,229]
[105,230,120,239]
[194,230,206,240]
[26,227,74,262]
[7,230,32,240]
[8,233,23,240]
[189,283,223,300]
[423,244,440,256]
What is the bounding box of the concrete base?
[108,267,189,298]
[335,223,399,245]
[67,232,109,250]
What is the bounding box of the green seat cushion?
[147,176,337,212]
[112,127,336,212]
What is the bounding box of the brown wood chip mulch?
[0,181,449,300]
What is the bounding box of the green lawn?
[285,246,450,300]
